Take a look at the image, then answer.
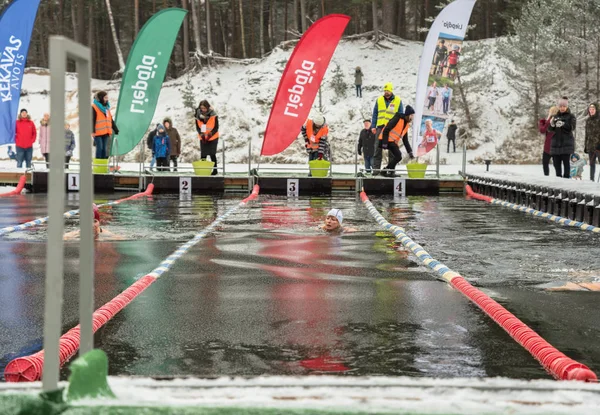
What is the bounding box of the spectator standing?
[65,123,76,168]
[446,120,457,153]
[584,102,600,181]
[371,82,403,175]
[39,113,50,165]
[301,113,329,162]
[7,146,16,161]
[195,99,219,176]
[380,105,415,177]
[357,119,375,174]
[15,109,36,168]
[92,91,119,159]
[548,97,576,178]
[163,117,181,172]
[146,124,159,170]
[354,67,363,98]
[538,106,558,176]
[153,124,171,171]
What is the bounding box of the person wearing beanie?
[320,209,357,233]
[14,108,36,168]
[548,96,576,178]
[195,99,220,176]
[570,153,585,179]
[301,112,329,163]
[163,117,181,172]
[153,123,171,171]
[370,82,404,176]
[379,105,415,177]
[584,102,600,181]
[92,91,119,159]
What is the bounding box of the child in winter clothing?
[65,123,76,167]
[570,153,585,180]
[153,124,171,171]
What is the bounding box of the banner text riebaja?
[261,14,350,157]
[0,0,41,146]
[412,0,476,157]
[111,8,186,157]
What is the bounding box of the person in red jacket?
[15,108,37,168]
[538,106,558,176]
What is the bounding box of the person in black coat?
[446,120,457,153]
[548,97,576,178]
[380,105,415,177]
[357,120,376,173]
[145,124,159,170]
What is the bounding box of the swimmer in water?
[64,204,121,240]
[320,209,357,233]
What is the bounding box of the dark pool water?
[0,193,598,380]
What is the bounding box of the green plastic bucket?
[308,159,330,177]
[406,163,427,179]
[92,159,109,174]
[192,160,215,176]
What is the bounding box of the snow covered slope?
[2,36,553,165]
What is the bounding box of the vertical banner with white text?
[0,0,41,146]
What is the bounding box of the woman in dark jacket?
[538,106,558,176]
[548,97,576,178]
[584,102,600,181]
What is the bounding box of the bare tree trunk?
[182,0,190,68]
[104,0,126,70]
[584,19,589,101]
[284,0,288,41]
[455,68,474,131]
[58,0,64,35]
[239,0,247,58]
[398,0,406,37]
[89,0,95,76]
[206,0,213,53]
[382,0,397,34]
[77,0,85,44]
[269,0,274,49]
[259,0,265,57]
[71,2,78,41]
[597,34,600,100]
[321,0,325,16]
[372,0,379,43]
[190,0,202,53]
[300,0,307,32]
[134,0,139,35]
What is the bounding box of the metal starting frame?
[43,36,93,392]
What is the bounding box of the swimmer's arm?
[63,229,80,240]
[343,226,358,233]
[99,228,126,240]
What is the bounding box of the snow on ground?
[2,376,600,414]
[0,36,545,167]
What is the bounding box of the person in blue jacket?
[153,124,171,171]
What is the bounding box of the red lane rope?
[465,184,493,203]
[0,175,27,197]
[3,185,259,383]
[361,190,597,382]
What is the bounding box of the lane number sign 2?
[180,177,192,195]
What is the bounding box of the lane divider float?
[465,184,600,233]
[0,184,155,237]
[3,185,260,382]
[360,190,597,382]
[0,175,27,197]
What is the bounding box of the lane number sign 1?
[180,177,192,195]
[67,173,80,191]
[393,177,406,198]
[287,179,299,197]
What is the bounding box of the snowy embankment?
[2,376,600,414]
[1,35,538,167]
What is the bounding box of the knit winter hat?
[384,82,393,92]
[327,209,343,225]
[404,105,415,116]
[157,123,165,132]
[312,113,325,127]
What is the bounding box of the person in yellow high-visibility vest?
[370,82,403,176]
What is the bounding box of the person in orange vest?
[92,91,119,159]
[301,113,329,162]
[195,99,220,176]
[379,105,415,177]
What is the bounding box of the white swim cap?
[327,209,343,225]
